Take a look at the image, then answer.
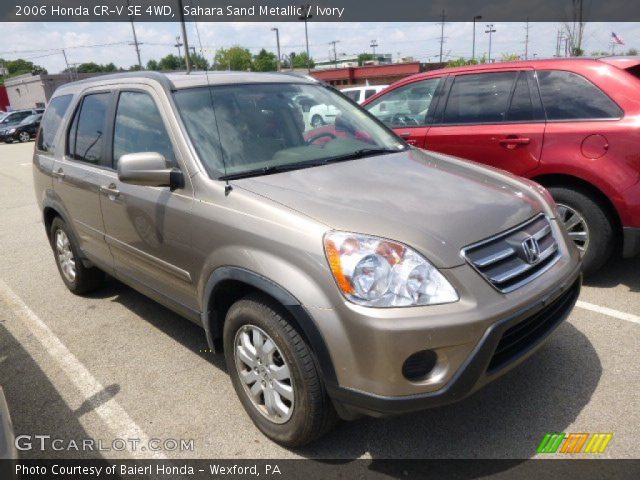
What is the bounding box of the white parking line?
[576,300,640,325]
[19,163,31,166]
[0,279,167,459]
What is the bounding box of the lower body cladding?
[315,262,582,420]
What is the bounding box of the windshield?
[173,83,405,179]
[20,114,40,125]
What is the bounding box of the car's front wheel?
[311,115,325,128]
[223,294,338,447]
[18,131,30,142]
[548,186,614,275]
[50,217,105,294]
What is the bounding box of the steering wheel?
[306,131,337,144]
[391,114,419,127]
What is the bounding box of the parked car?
[363,57,640,274]
[341,85,388,104]
[34,71,581,446]
[0,113,42,143]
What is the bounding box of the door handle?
[499,137,531,149]
[398,132,412,138]
[100,184,120,198]
[52,168,65,179]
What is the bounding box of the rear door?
[425,70,545,176]
[52,90,115,271]
[365,77,445,148]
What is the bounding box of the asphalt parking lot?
[0,141,638,460]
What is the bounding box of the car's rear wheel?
[311,115,325,128]
[548,187,614,275]
[50,217,105,294]
[223,294,338,447]
[18,131,30,142]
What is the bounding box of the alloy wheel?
[55,229,76,283]
[18,131,30,142]
[557,203,590,255]
[234,325,294,424]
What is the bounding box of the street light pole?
[271,28,281,71]
[299,5,313,73]
[485,24,496,63]
[126,0,143,69]
[472,15,482,60]
[370,39,378,59]
[177,0,191,73]
[329,40,340,68]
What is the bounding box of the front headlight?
[323,232,459,307]
[7,128,16,134]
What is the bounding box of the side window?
[364,89,377,100]
[537,70,623,120]
[365,78,442,127]
[507,73,535,122]
[343,90,360,102]
[113,91,176,168]
[37,94,73,153]
[443,72,517,124]
[67,92,110,165]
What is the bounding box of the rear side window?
[67,92,110,165]
[364,89,377,100]
[37,94,73,153]
[113,91,176,168]
[343,90,360,102]
[537,70,623,120]
[366,78,442,127]
[443,72,517,124]
[507,74,535,121]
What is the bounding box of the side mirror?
[118,152,183,190]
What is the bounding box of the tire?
[223,294,338,447]
[311,115,325,128]
[50,217,105,294]
[18,131,30,143]
[3,139,12,144]
[548,186,614,275]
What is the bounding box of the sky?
[0,21,638,73]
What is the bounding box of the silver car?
[33,72,581,446]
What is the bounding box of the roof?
[52,70,318,97]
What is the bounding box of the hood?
[235,148,548,267]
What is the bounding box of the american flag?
[611,32,625,45]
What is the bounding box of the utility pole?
[370,39,378,60]
[485,24,496,63]
[299,5,313,73]
[61,49,72,81]
[271,28,281,71]
[439,9,446,63]
[472,15,482,61]
[174,36,183,60]
[524,19,530,60]
[177,0,191,73]
[126,0,142,69]
[329,40,340,68]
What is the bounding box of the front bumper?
[328,269,581,417]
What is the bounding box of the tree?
[129,64,143,71]
[189,52,209,70]
[445,55,486,67]
[214,46,252,71]
[627,48,639,56]
[501,53,521,61]
[290,51,314,69]
[0,58,47,81]
[357,53,374,65]
[146,59,159,71]
[157,54,184,71]
[252,49,277,72]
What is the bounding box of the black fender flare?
[201,266,338,387]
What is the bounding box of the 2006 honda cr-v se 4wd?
[34,71,581,446]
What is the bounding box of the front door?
[426,70,545,177]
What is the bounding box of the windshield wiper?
[320,147,404,164]
[219,162,321,181]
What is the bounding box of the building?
[0,85,9,112]
[4,72,102,110]
[310,62,446,87]
[314,53,393,70]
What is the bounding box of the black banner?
[1,0,640,22]
[1,459,640,480]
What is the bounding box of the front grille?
[487,280,580,372]
[462,214,561,293]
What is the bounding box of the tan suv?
[33,72,581,446]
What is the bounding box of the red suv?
[363,57,640,273]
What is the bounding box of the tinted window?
[113,91,176,168]
[443,72,516,124]
[366,78,442,127]
[364,89,377,99]
[67,93,110,165]
[343,90,360,102]
[537,70,622,120]
[507,74,535,121]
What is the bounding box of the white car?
[341,85,388,104]
[308,103,341,128]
